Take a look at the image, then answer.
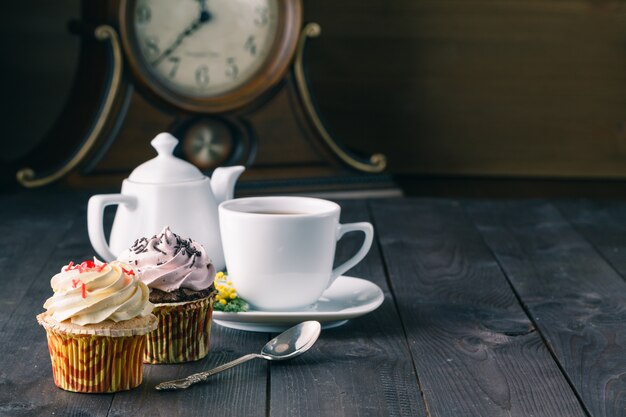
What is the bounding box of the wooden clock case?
[14,0,393,196]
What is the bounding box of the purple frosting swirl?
[118,227,215,292]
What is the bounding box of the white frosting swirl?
[43,260,153,326]
[117,227,215,292]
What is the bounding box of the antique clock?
[16,0,392,195]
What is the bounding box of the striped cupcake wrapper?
[44,331,146,393]
[145,296,215,364]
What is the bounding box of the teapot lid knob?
[152,132,178,157]
[128,132,205,184]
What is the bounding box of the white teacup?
[218,196,374,311]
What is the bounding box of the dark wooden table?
[1,191,626,417]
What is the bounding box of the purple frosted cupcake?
[118,227,217,363]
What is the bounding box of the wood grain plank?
[370,198,586,417]
[466,199,626,417]
[0,192,80,330]
[108,325,269,417]
[268,200,427,417]
[0,206,113,417]
[556,200,626,277]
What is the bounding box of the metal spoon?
[155,320,322,391]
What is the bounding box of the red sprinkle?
[63,260,108,274]
[121,266,135,276]
[79,260,95,272]
[71,278,87,297]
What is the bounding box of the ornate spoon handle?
[155,353,265,391]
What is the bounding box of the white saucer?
[213,276,384,332]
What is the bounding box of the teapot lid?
[128,133,205,184]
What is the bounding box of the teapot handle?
[87,194,137,261]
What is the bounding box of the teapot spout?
[210,166,245,204]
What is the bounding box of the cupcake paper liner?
[37,313,158,393]
[145,296,215,364]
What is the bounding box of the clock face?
[120,0,302,112]
[133,0,280,98]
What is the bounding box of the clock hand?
[197,0,212,25]
[151,6,212,67]
[198,0,209,14]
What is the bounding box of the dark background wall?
[305,0,626,179]
[2,1,626,194]
[1,1,80,160]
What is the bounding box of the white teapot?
[87,132,244,271]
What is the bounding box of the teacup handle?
[87,194,137,262]
[328,222,374,289]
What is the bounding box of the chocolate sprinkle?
[171,232,202,259]
[131,237,150,254]
[126,227,209,269]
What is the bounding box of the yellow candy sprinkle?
[214,272,245,307]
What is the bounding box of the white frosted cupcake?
[118,227,217,363]
[37,260,157,393]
